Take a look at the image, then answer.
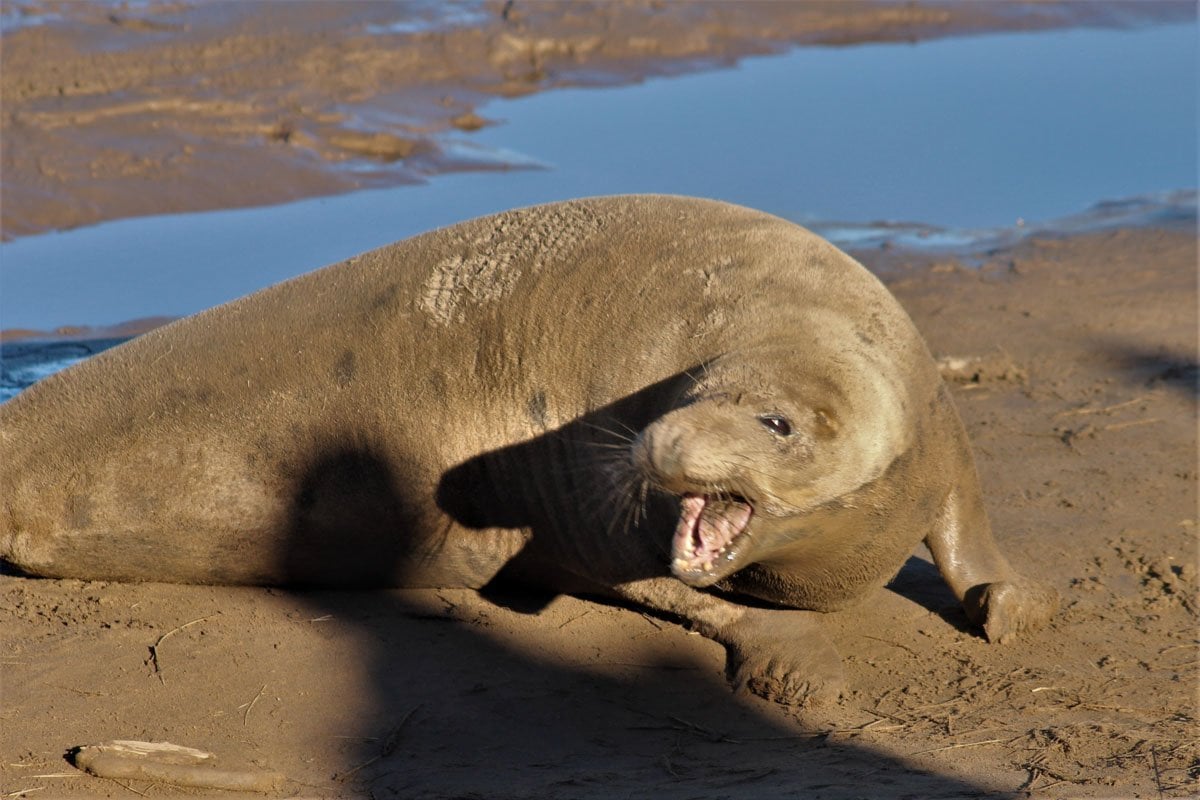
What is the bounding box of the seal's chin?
[670,493,754,587]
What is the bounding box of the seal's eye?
[758,414,792,437]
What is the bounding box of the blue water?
[475,23,1196,228]
[0,21,1195,339]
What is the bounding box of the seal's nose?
[654,427,686,474]
[635,410,743,493]
[632,424,685,491]
[631,425,663,474]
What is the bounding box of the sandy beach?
[0,2,1196,798]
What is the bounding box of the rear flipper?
[926,479,1058,645]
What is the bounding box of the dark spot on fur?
[161,385,214,414]
[916,488,940,518]
[65,494,93,530]
[334,350,356,387]
[527,390,549,429]
[369,282,401,313]
[113,415,138,438]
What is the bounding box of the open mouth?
[670,492,754,585]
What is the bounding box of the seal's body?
[0,196,1056,704]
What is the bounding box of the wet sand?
[1,0,1191,239]
[1,2,1197,798]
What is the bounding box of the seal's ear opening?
[813,407,840,439]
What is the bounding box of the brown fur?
[0,195,1056,705]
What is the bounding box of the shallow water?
[0,20,1195,345]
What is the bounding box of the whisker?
[637,477,652,525]
[577,440,636,452]
[606,465,643,543]
[577,419,639,444]
[725,457,775,480]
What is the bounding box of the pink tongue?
[673,494,751,570]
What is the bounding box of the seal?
[0,195,1057,705]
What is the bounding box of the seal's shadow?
[435,368,706,602]
[282,586,1012,797]
[278,445,420,586]
[275,368,703,594]
[887,554,975,634]
[271,375,1010,796]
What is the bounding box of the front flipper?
[963,578,1060,645]
[615,577,844,707]
[718,608,846,706]
[926,478,1059,643]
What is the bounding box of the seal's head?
[632,371,847,587]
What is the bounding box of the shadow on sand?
[273,439,1010,798]
[1100,341,1198,400]
[278,584,1013,799]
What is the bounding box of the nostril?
[630,431,652,468]
[657,432,682,475]
[633,426,683,479]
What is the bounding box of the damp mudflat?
[0,18,1195,356]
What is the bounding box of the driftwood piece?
[72,740,285,792]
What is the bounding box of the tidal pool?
[0,19,1194,343]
